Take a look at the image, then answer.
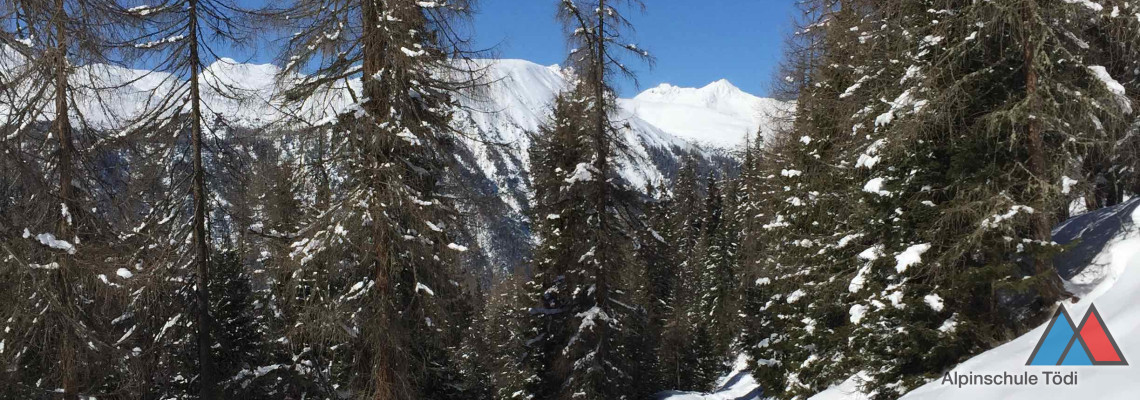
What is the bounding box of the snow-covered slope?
[810,198,1140,400]
[658,354,763,400]
[622,79,787,148]
[672,199,1140,400]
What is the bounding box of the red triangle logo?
[1077,305,1128,365]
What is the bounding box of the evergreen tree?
[740,1,894,396]
[697,175,736,366]
[517,1,654,398]
[738,1,1140,398]
[847,1,1140,396]
[633,182,674,392]
[478,275,533,400]
[209,250,269,397]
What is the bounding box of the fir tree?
[518,1,654,398]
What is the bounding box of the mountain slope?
[446,59,766,278]
[0,49,783,279]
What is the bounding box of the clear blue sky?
[232,1,796,97]
[471,1,796,97]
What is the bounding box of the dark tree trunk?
[592,0,609,311]
[360,1,397,398]
[52,0,78,397]
[188,0,218,397]
[1022,0,1063,301]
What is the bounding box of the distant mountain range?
[0,49,787,279]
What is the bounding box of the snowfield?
[810,198,1140,399]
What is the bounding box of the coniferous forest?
[2,0,1140,399]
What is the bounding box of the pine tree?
[209,250,269,396]
[845,1,1140,396]
[740,0,887,396]
[477,275,532,400]
[737,1,1140,398]
[632,182,674,392]
[697,175,736,367]
[655,154,715,392]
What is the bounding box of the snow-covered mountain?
[443,59,780,278]
[195,57,780,278]
[622,79,787,148]
[0,50,784,279]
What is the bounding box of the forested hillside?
[1,0,1138,400]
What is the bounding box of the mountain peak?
[624,78,785,148]
[702,78,740,92]
[634,79,749,104]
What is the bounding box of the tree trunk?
[592,0,609,309]
[1022,0,1063,300]
[52,0,79,397]
[361,1,397,398]
[187,0,218,397]
[590,3,611,395]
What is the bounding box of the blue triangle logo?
[1028,308,1077,365]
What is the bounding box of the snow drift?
[658,354,763,400]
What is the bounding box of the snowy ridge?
[623,79,788,148]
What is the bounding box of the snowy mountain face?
[622,79,788,148]
[1,50,781,280]
[445,59,776,279]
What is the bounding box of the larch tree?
[265,0,483,398]
[0,1,143,398]
[116,0,258,397]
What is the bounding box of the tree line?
[2,0,1139,400]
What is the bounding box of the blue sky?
[232,1,796,97]
[471,1,796,97]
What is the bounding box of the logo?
[1026,304,1127,366]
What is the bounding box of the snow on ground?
[658,354,763,400]
[811,198,1140,400]
[810,373,872,400]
